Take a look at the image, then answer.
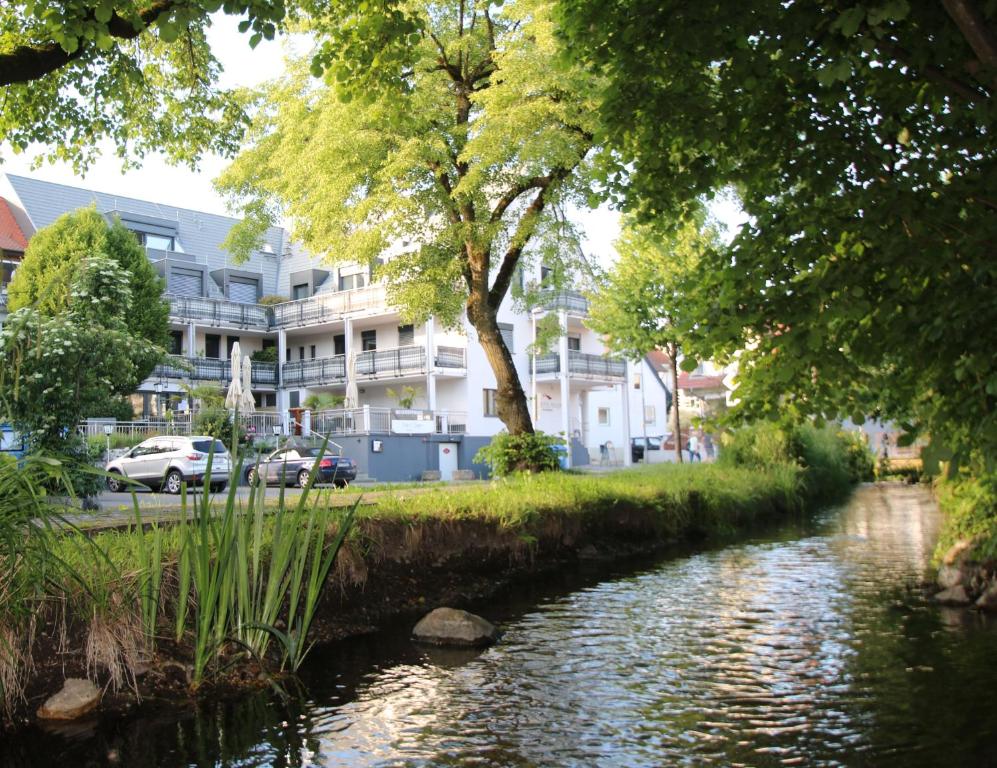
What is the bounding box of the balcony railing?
[0,291,7,313]
[168,294,270,328]
[271,284,389,328]
[356,345,426,378]
[435,345,466,369]
[154,355,278,386]
[282,355,346,388]
[540,289,589,315]
[533,350,626,379]
[311,407,467,436]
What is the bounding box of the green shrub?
[934,467,997,563]
[838,429,876,482]
[250,346,278,363]
[475,431,563,476]
[193,408,244,450]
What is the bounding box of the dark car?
[245,446,357,488]
[631,436,663,463]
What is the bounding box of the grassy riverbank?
[0,424,867,723]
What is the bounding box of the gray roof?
[4,174,290,297]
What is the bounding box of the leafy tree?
[587,219,718,462]
[218,0,600,438]
[0,257,162,494]
[558,0,997,466]
[9,206,170,351]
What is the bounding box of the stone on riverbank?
[937,564,964,589]
[36,678,100,720]
[934,585,971,606]
[975,583,997,613]
[412,607,497,648]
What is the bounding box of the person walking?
[688,432,701,463]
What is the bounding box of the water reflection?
[5,485,997,767]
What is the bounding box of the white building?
[0,173,664,480]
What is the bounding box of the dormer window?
[133,231,175,251]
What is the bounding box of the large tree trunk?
[466,291,534,435]
[669,343,683,463]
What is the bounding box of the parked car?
[105,436,231,494]
[245,446,357,488]
[631,436,663,463]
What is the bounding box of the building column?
[425,316,437,411]
[559,309,571,468]
[621,360,633,467]
[186,321,196,357]
[277,328,289,434]
[344,317,354,404]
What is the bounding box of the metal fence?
[435,346,466,369]
[540,289,589,315]
[167,294,270,328]
[310,407,468,436]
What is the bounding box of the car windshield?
[297,447,325,458]
[192,439,227,455]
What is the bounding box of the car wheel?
[246,467,259,486]
[106,471,124,493]
[211,481,228,493]
[297,469,310,488]
[334,479,349,489]
[164,469,184,495]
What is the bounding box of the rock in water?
[934,585,971,606]
[976,583,997,613]
[937,564,964,590]
[412,607,498,648]
[36,678,100,720]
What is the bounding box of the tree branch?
[942,0,997,89]
[490,174,556,222]
[0,0,178,86]
[880,38,990,101]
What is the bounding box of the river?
[5,484,997,767]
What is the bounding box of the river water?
[6,484,997,767]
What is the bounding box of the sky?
[0,14,745,263]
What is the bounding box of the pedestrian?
[688,432,701,463]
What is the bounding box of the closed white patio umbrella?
[224,341,243,411]
[344,350,359,409]
[240,355,256,414]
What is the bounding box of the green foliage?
[9,207,169,350]
[193,408,243,450]
[257,294,287,307]
[558,0,997,469]
[0,256,162,455]
[303,392,345,411]
[250,346,278,364]
[386,386,419,409]
[935,468,997,563]
[839,429,876,483]
[475,431,563,476]
[719,422,861,504]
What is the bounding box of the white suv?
[105,435,231,494]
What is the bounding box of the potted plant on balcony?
[387,385,420,411]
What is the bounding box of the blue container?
[552,444,569,470]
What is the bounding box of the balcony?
[310,407,467,436]
[539,289,589,315]
[533,350,626,379]
[283,355,347,388]
[0,291,7,314]
[357,345,426,379]
[168,294,270,329]
[271,284,390,328]
[435,345,466,369]
[153,355,278,387]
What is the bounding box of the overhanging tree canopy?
[218,0,600,436]
[559,0,997,463]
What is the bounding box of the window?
[1,260,16,289]
[644,405,656,424]
[339,272,367,291]
[169,266,202,297]
[361,329,377,351]
[598,407,610,426]
[263,338,276,350]
[228,277,259,304]
[289,391,300,408]
[334,334,346,356]
[398,324,414,346]
[292,283,310,300]
[168,330,183,356]
[483,388,499,417]
[226,336,240,359]
[299,347,305,361]
[567,336,581,351]
[633,373,642,390]
[310,345,317,359]
[286,347,292,362]
[136,232,175,251]
[205,334,220,359]
[498,322,514,353]
[540,265,553,283]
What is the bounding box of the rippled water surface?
[7,484,997,767]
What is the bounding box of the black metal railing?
[167,294,270,328]
[282,355,347,387]
[270,285,388,328]
[435,345,466,369]
[532,351,626,378]
[356,345,426,377]
[540,289,589,315]
[0,291,7,314]
[154,355,278,386]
